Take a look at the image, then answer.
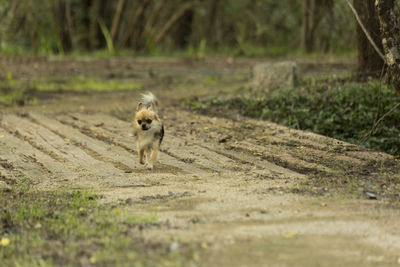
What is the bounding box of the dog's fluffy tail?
[140,92,158,110]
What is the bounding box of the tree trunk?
[376,0,400,90]
[143,0,165,36]
[354,0,384,75]
[301,0,314,52]
[172,8,194,48]
[111,0,126,43]
[53,0,72,52]
[120,0,149,50]
[206,0,220,47]
[301,0,333,53]
[88,0,101,50]
[154,3,195,44]
[65,0,75,51]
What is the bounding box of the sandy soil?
[0,56,399,266]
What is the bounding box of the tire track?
[1,121,64,163]
[57,114,209,174]
[1,115,128,183]
[0,128,63,184]
[63,113,258,174]
[28,113,137,174]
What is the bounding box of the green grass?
[0,87,36,106]
[0,75,143,106]
[35,76,142,92]
[0,181,197,266]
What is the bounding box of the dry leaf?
[90,256,97,263]
[284,231,298,238]
[0,237,10,246]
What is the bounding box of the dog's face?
[135,108,157,131]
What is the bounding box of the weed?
[289,184,308,194]
[98,19,115,55]
[188,38,207,59]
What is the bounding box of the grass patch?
[183,79,400,156]
[0,73,37,106]
[0,74,143,106]
[35,76,142,92]
[0,181,197,266]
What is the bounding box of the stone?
[251,61,298,93]
[0,180,11,191]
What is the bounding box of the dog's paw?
[138,160,145,165]
[145,163,153,170]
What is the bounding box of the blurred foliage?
[35,76,142,91]
[0,74,144,106]
[0,72,36,106]
[0,0,356,56]
[183,79,400,155]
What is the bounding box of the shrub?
[185,80,400,155]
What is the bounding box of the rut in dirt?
[0,111,299,190]
[0,103,392,198]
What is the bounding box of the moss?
[35,76,142,92]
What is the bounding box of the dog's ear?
[137,102,143,110]
[148,103,154,111]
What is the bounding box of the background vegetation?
[184,79,400,155]
[0,0,356,56]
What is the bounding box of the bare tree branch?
[359,100,400,145]
[143,0,165,35]
[344,0,387,63]
[111,0,126,43]
[120,0,149,49]
[65,0,75,50]
[154,3,196,44]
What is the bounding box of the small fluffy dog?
[133,92,164,170]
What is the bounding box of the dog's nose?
[142,124,147,130]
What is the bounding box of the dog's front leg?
[138,145,145,165]
[146,148,159,170]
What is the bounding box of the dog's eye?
[137,120,142,125]
[146,119,152,124]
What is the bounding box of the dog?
[133,92,164,170]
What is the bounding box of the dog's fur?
[133,92,164,170]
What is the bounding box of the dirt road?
[1,57,399,266]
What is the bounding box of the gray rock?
[251,61,298,93]
[0,181,11,191]
[365,191,377,200]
